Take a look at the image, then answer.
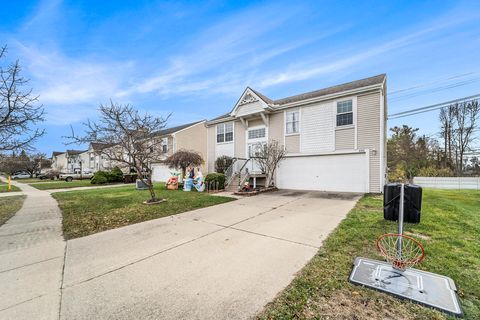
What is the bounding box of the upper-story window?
[216,122,233,143]
[248,128,266,139]
[161,138,168,153]
[336,100,353,126]
[286,110,299,134]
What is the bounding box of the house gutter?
[205,83,384,126]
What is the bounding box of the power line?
[389,72,477,95]
[389,78,480,101]
[387,94,480,119]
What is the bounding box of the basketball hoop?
[349,183,463,316]
[376,233,425,271]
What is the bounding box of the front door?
[246,126,267,174]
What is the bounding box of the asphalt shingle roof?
[66,149,87,155]
[209,74,386,122]
[91,142,115,151]
[154,120,204,136]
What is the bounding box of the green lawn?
[0,182,21,193]
[258,189,480,320]
[30,180,115,190]
[0,195,25,226]
[53,184,235,239]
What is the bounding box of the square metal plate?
[349,257,462,317]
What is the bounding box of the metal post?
[397,183,405,260]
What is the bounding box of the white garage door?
[275,152,367,192]
[151,164,173,183]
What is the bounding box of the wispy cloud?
[15,42,135,124]
[121,3,327,98]
[258,15,480,88]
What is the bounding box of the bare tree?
[0,45,44,152]
[18,152,50,177]
[439,105,455,168]
[68,102,170,202]
[163,150,204,178]
[0,153,23,175]
[451,100,480,174]
[251,140,286,187]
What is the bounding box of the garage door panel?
[276,153,366,192]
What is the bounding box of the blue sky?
[1,0,479,154]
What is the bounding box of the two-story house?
[150,120,207,182]
[86,142,115,172]
[51,151,67,172]
[64,149,89,173]
[205,74,387,193]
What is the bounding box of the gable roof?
[208,74,386,122]
[272,73,386,105]
[52,151,64,157]
[91,142,115,151]
[66,149,87,156]
[153,120,204,137]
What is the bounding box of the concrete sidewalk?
[60,190,360,319]
[0,178,66,320]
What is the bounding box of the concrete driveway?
[60,190,360,320]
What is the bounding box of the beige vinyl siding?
[285,135,300,153]
[268,112,284,143]
[234,121,246,158]
[335,127,354,150]
[357,92,381,192]
[174,122,208,173]
[236,100,265,117]
[248,118,264,128]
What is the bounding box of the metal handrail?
[224,158,238,187]
[225,158,249,187]
[224,158,248,187]
[236,158,251,187]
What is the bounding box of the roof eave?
[271,82,384,110]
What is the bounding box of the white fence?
[413,176,480,190]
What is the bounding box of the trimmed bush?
[205,173,225,189]
[91,167,124,184]
[215,156,233,174]
[108,166,124,182]
[91,171,109,184]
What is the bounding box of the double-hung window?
[336,100,353,126]
[286,110,299,134]
[161,138,168,153]
[216,122,233,143]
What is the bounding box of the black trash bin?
[383,183,422,223]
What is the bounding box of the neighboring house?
[87,142,115,172]
[51,151,67,172]
[205,74,387,193]
[65,149,89,173]
[150,120,207,182]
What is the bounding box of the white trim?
[335,98,354,128]
[284,108,301,136]
[260,112,269,126]
[380,88,385,190]
[246,123,268,159]
[285,149,365,158]
[230,87,273,117]
[215,121,234,145]
[272,84,383,109]
[365,148,370,192]
[353,96,358,149]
